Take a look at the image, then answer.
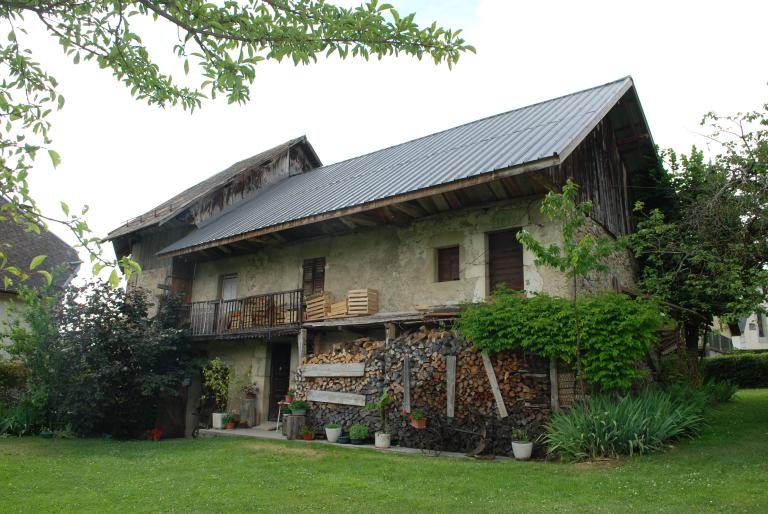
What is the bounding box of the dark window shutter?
[437,246,460,282]
[488,229,523,292]
[302,257,325,295]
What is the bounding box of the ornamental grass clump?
[544,387,706,462]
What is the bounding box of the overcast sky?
[17,0,768,278]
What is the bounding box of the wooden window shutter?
[437,247,460,282]
[302,257,325,295]
[488,229,524,292]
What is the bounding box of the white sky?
[17,0,768,278]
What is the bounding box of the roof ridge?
[318,76,633,170]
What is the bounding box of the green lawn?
[2,390,767,513]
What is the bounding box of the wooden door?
[268,344,292,421]
[488,229,524,293]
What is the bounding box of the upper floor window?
[302,257,325,296]
[437,246,460,282]
[219,273,239,301]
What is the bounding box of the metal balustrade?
[184,289,304,338]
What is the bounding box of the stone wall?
[295,325,551,455]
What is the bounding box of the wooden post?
[402,357,411,412]
[384,323,397,345]
[284,415,306,440]
[297,329,307,367]
[549,355,560,411]
[312,333,321,355]
[446,355,456,418]
[481,351,508,418]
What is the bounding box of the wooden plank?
[297,329,307,367]
[481,351,508,418]
[446,355,456,418]
[302,363,365,377]
[384,323,396,344]
[307,390,366,406]
[402,357,411,412]
[549,355,560,411]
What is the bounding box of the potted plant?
[407,408,427,429]
[289,400,309,415]
[324,423,342,443]
[365,393,395,448]
[39,427,54,439]
[337,432,351,444]
[202,358,232,429]
[285,389,295,403]
[241,383,259,400]
[349,424,368,445]
[300,425,315,441]
[511,428,533,460]
[223,413,236,430]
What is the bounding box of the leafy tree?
[6,281,197,437]
[0,0,474,285]
[631,104,768,356]
[516,179,624,391]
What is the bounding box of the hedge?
[703,353,768,388]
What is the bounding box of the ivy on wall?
[457,288,665,391]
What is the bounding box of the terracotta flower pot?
[303,433,314,441]
[410,418,427,429]
[285,395,294,403]
[225,422,235,430]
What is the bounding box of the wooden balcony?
[184,289,304,339]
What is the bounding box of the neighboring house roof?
[0,208,81,292]
[106,135,321,241]
[158,76,642,256]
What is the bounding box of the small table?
[275,401,291,432]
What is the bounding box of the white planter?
[511,441,533,460]
[212,412,225,429]
[375,432,391,449]
[325,427,342,443]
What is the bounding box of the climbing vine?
[457,288,665,391]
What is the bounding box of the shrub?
[458,290,665,391]
[0,361,27,405]
[0,400,41,436]
[659,353,702,386]
[544,388,706,461]
[702,380,738,403]
[324,423,340,429]
[349,424,369,440]
[703,353,768,388]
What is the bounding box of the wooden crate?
[347,289,379,316]
[305,292,331,321]
[327,300,348,318]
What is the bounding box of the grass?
[1,389,767,513]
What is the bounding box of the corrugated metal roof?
[159,77,634,255]
[106,136,320,241]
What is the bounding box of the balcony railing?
[185,289,304,338]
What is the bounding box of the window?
[437,246,460,282]
[758,313,766,338]
[302,257,325,296]
[487,229,524,292]
[219,274,238,301]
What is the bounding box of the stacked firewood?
[295,326,551,454]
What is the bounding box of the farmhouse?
[107,77,656,441]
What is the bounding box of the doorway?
[268,343,292,421]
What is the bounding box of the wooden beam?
[446,355,456,418]
[402,357,411,412]
[307,389,366,406]
[217,245,232,255]
[481,351,508,418]
[431,193,451,212]
[415,197,437,215]
[302,363,365,377]
[487,181,508,201]
[443,191,462,209]
[297,329,307,368]
[161,156,559,257]
[390,202,425,218]
[384,322,396,344]
[549,356,560,412]
[528,171,559,192]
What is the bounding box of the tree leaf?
[48,149,61,168]
[29,254,46,270]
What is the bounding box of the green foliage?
[408,408,425,420]
[703,353,768,388]
[517,179,622,281]
[702,380,738,403]
[659,353,703,386]
[630,105,768,338]
[458,289,664,391]
[0,360,26,405]
[324,422,340,429]
[365,392,395,432]
[0,1,473,288]
[0,400,42,436]
[349,423,369,440]
[202,358,232,412]
[289,400,309,413]
[222,413,234,425]
[6,282,196,437]
[544,387,707,461]
[510,428,529,443]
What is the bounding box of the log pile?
[295,326,551,455]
